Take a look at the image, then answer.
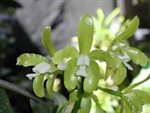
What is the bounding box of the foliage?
[14,13,150,113]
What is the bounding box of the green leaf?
[123,46,149,66]
[84,60,100,93]
[114,63,127,85]
[16,53,49,67]
[123,91,143,112]
[42,26,56,56]
[78,13,94,54]
[64,58,78,91]
[132,89,150,105]
[51,46,79,64]
[0,88,13,113]
[121,98,132,113]
[115,16,139,41]
[33,74,45,98]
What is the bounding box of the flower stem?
[97,86,122,97]
[71,77,84,113]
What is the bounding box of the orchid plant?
[16,14,150,113]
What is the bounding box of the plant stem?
[71,77,84,113]
[97,86,122,97]
[0,79,54,106]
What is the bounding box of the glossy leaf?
[51,46,79,64]
[78,13,94,54]
[115,16,139,41]
[123,46,149,66]
[42,26,56,56]
[64,58,78,91]
[33,74,45,98]
[123,91,143,112]
[16,53,49,67]
[114,63,127,85]
[84,60,100,93]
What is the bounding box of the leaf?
[114,63,127,85]
[78,13,94,54]
[84,60,100,93]
[33,74,45,98]
[51,46,79,64]
[132,89,150,105]
[123,91,143,112]
[121,98,132,113]
[16,53,49,67]
[0,88,13,113]
[123,46,149,66]
[115,16,139,41]
[42,26,56,56]
[64,58,78,91]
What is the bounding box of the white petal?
[117,52,131,62]
[33,62,50,74]
[26,73,39,80]
[76,66,88,77]
[77,55,90,67]
[122,61,133,70]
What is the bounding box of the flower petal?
[33,62,50,74]
[26,73,39,80]
[76,55,90,67]
[76,66,88,77]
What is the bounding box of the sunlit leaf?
[84,60,100,93]
[64,58,78,91]
[78,13,94,54]
[115,16,139,41]
[123,46,149,66]
[16,53,49,67]
[51,46,79,64]
[42,26,56,56]
[33,74,45,98]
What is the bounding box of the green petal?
[46,74,56,98]
[115,16,139,41]
[42,26,56,56]
[79,94,91,113]
[123,46,149,66]
[89,50,121,68]
[78,14,94,54]
[64,58,78,91]
[114,63,127,85]
[16,53,49,67]
[51,46,79,64]
[84,60,100,93]
[33,74,45,98]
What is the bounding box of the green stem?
[0,79,54,106]
[71,77,84,113]
[97,86,122,97]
